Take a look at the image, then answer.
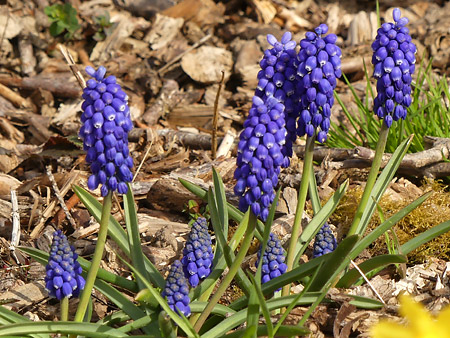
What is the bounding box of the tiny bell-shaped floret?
[79,66,134,196]
[162,260,191,317]
[45,230,85,300]
[256,233,287,288]
[296,24,342,143]
[181,217,214,287]
[371,8,416,127]
[312,223,337,258]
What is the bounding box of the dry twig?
[211,71,225,159]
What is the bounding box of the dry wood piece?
[29,170,80,239]
[181,46,233,84]
[251,0,277,24]
[0,83,31,109]
[0,74,80,98]
[146,177,203,212]
[163,0,225,26]
[45,165,77,230]
[0,281,47,311]
[142,79,180,125]
[145,14,184,50]
[18,34,36,76]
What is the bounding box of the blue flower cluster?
[181,217,214,287]
[256,233,287,285]
[45,230,85,300]
[234,33,297,221]
[162,260,191,317]
[372,8,416,127]
[79,66,134,196]
[312,223,337,258]
[296,24,342,143]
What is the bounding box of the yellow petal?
[370,321,413,338]
[435,305,450,338]
[398,294,434,333]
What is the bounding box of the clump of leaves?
[44,3,81,40]
[93,12,114,41]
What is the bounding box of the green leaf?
[124,183,150,290]
[73,185,165,289]
[118,257,199,338]
[212,168,229,236]
[159,312,177,338]
[207,188,252,296]
[201,293,322,338]
[400,219,450,255]
[349,295,383,309]
[221,325,309,338]
[0,322,129,337]
[18,246,137,292]
[350,191,432,261]
[94,279,151,332]
[309,235,360,292]
[294,179,349,263]
[178,178,265,239]
[49,22,65,36]
[0,307,48,338]
[355,135,412,236]
[337,254,407,288]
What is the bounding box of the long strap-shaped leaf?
[354,135,412,236]
[18,246,150,331]
[119,257,199,338]
[123,184,150,290]
[0,322,129,337]
[73,185,165,289]
[336,254,407,288]
[19,246,137,292]
[293,179,349,264]
[0,307,48,338]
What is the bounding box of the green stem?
[193,212,256,332]
[347,122,389,236]
[73,191,112,324]
[61,296,69,321]
[283,135,315,297]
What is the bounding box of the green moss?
[329,179,450,263]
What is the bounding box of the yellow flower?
[370,294,450,338]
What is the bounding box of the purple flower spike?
[312,223,337,258]
[162,260,191,317]
[372,8,416,127]
[181,217,214,287]
[296,24,342,143]
[79,67,134,196]
[45,230,85,300]
[234,33,298,221]
[256,233,287,289]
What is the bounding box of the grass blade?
[123,184,150,290]
[73,185,165,289]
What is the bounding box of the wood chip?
[181,46,233,84]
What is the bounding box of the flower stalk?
[283,133,315,297]
[73,191,112,324]
[347,117,389,236]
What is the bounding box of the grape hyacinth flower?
[181,217,214,287]
[312,223,337,258]
[372,8,416,127]
[296,24,342,143]
[162,260,191,317]
[79,66,134,196]
[234,33,298,221]
[255,32,298,161]
[256,233,287,286]
[45,230,85,300]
